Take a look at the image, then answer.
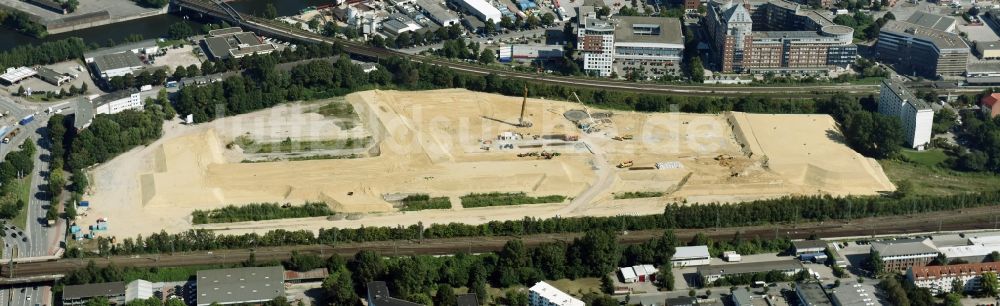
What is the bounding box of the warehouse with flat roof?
[63,282,126,306]
[672,245,711,267]
[202,29,277,60]
[196,266,285,306]
[91,51,144,80]
[697,260,804,284]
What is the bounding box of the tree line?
[0,38,87,72]
[0,138,35,219]
[191,202,333,224]
[0,9,47,38]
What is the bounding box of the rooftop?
[829,283,877,306]
[84,39,158,59]
[36,66,66,80]
[367,281,422,306]
[697,259,804,276]
[529,281,585,306]
[0,67,37,83]
[74,97,95,130]
[909,261,1000,279]
[870,237,938,257]
[731,288,753,305]
[793,240,830,251]
[880,20,969,50]
[196,266,285,306]
[92,88,139,105]
[674,245,711,259]
[208,27,244,36]
[905,11,956,32]
[92,51,144,73]
[939,244,998,258]
[797,282,833,306]
[63,281,126,299]
[880,79,932,111]
[614,16,683,45]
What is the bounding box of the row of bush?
[191,202,333,224]
[460,192,566,208]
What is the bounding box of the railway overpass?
[171,0,879,98]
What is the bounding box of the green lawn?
[899,149,949,167]
[12,178,31,229]
[880,159,1000,196]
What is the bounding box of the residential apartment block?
[876,16,969,79]
[877,79,934,150]
[705,0,856,74]
[870,238,939,272]
[907,262,1000,294]
[529,281,585,306]
[577,7,684,78]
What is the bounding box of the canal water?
[0,0,332,52]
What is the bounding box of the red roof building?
[907,261,1000,294]
[981,93,1000,118]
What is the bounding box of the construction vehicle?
[613,134,634,141]
[617,160,633,168]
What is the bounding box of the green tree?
[504,289,529,306]
[322,269,360,306]
[656,263,674,290]
[945,293,962,306]
[262,3,278,19]
[478,48,495,65]
[983,271,999,296]
[868,249,884,275]
[688,57,705,83]
[351,250,385,289]
[167,23,193,40]
[433,284,456,306]
[600,273,614,294]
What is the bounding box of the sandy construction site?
[79,89,895,238]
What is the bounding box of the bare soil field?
[79,89,895,238]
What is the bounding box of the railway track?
[4,205,999,279]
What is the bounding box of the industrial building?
[125,280,154,302]
[196,266,285,306]
[90,51,144,80]
[37,66,72,86]
[498,45,565,62]
[0,67,37,85]
[877,79,934,150]
[62,282,126,306]
[827,282,878,306]
[876,19,969,79]
[577,7,685,78]
[202,27,277,60]
[672,246,711,267]
[976,41,1000,60]
[792,240,828,255]
[908,262,1000,294]
[870,238,939,272]
[704,0,856,74]
[92,88,142,115]
[619,264,659,282]
[453,0,502,23]
[74,97,95,130]
[729,288,754,306]
[697,260,804,284]
[967,62,1000,85]
[796,282,834,306]
[367,281,423,306]
[528,281,585,306]
[416,0,460,26]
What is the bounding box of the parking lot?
[0,60,103,98]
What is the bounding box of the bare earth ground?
[79,89,895,238]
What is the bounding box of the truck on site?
[19,114,34,126]
[617,161,633,168]
[3,128,20,143]
[613,134,633,141]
